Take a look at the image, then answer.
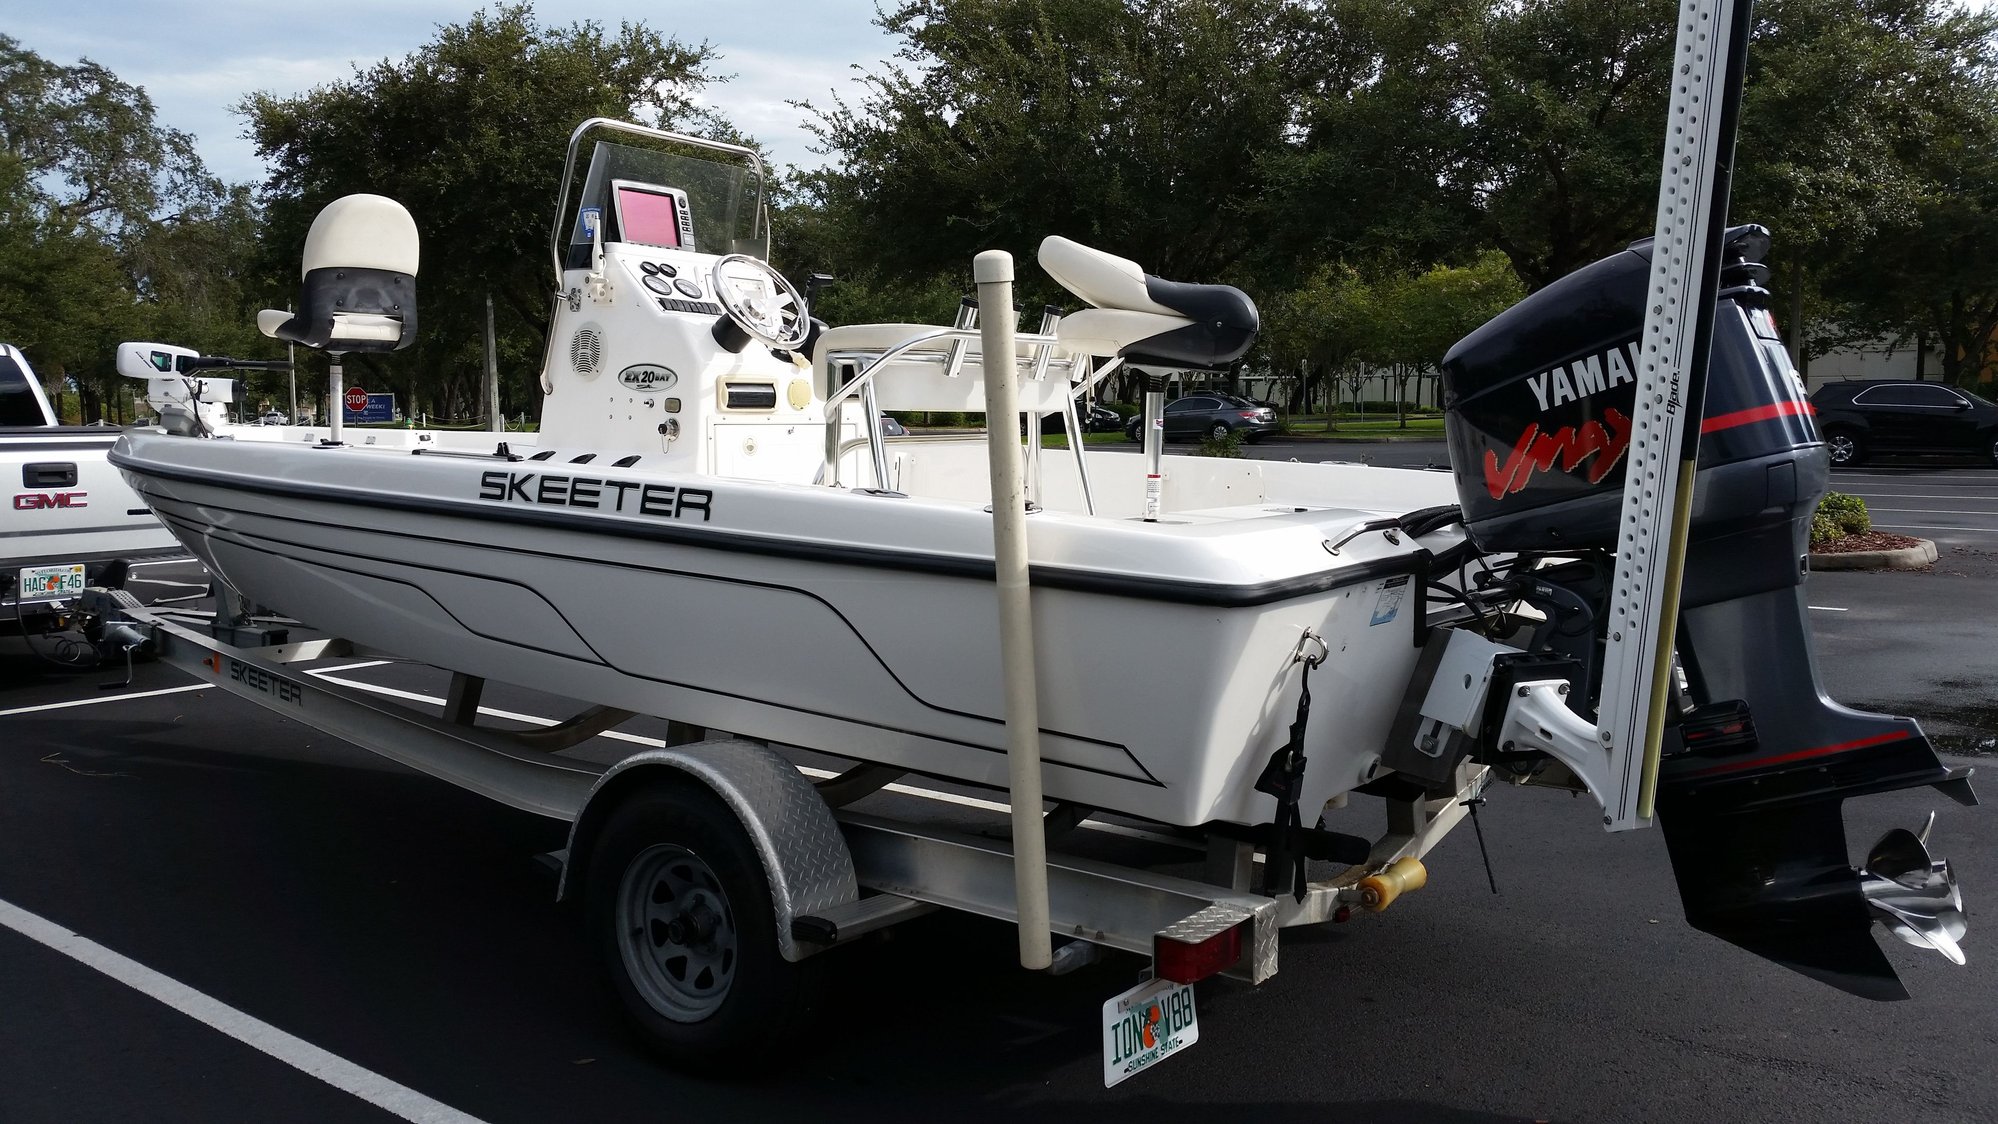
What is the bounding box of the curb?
[1808,537,1938,571]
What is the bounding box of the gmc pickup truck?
[1,343,190,638]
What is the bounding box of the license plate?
[1102,977,1199,1087]
[18,563,86,603]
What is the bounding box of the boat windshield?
[561,138,766,270]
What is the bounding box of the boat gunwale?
[111,442,1475,609]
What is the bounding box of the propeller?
[1860,812,1968,966]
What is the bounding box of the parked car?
[1033,402,1123,434]
[879,414,908,437]
[1808,380,1998,467]
[1123,393,1279,443]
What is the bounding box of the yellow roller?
[1357,857,1428,912]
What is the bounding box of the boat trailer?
[83,582,1481,1083]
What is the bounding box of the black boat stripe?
[151,508,615,669]
[145,494,1165,787]
[111,448,1471,607]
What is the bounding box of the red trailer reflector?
[1154,920,1245,984]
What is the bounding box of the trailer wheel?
[587,784,818,1070]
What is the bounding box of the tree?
[803,0,1310,295]
[1732,0,1998,370]
[239,5,733,418]
[1360,253,1524,424]
[1259,0,1488,277]
[0,34,249,420]
[1829,119,1998,385]
[1260,265,1374,415]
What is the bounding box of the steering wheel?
[709,255,810,350]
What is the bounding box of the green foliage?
[239,5,732,420]
[1810,491,1872,543]
[1194,428,1246,458]
[0,35,257,421]
[801,0,1305,294]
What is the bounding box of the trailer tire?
[587,783,819,1071]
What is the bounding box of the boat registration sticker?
[18,563,86,603]
[1102,977,1198,1087]
[1370,574,1409,626]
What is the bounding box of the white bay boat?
[107,117,1974,1033]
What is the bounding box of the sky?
[10,1,902,185]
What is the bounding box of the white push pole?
[1595,0,1753,830]
[327,357,345,446]
[485,294,503,432]
[975,249,1052,971]
[286,305,297,426]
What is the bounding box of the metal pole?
[327,357,345,446]
[286,304,297,426]
[1596,0,1754,830]
[974,249,1051,971]
[485,294,503,432]
[1141,370,1165,521]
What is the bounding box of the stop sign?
[344,386,368,412]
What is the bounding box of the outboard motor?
[1440,225,1975,999]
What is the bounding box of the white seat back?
[301,194,420,276]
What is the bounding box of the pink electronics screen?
[617,187,680,248]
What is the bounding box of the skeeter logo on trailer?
[477,470,713,521]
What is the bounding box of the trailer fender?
[559,739,859,963]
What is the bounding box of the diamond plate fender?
[558,739,859,962]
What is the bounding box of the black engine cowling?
[1440,224,1816,570]
[1438,226,1974,1001]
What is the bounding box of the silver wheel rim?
[616,844,738,1021]
[1211,424,1228,440]
[1830,434,1855,463]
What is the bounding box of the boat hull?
[113,430,1463,828]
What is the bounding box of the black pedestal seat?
[1037,236,1257,368]
[257,194,420,355]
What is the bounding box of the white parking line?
[1808,606,1849,612]
[0,896,488,1124]
[0,683,211,717]
[1865,507,1998,515]
[1873,522,1998,533]
[1833,471,1993,480]
[1843,492,1998,501]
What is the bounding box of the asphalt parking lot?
[4,441,1995,1122]
[4,558,1996,1122]
[1830,463,1998,553]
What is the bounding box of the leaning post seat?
[1037,236,1257,368]
[257,194,420,353]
